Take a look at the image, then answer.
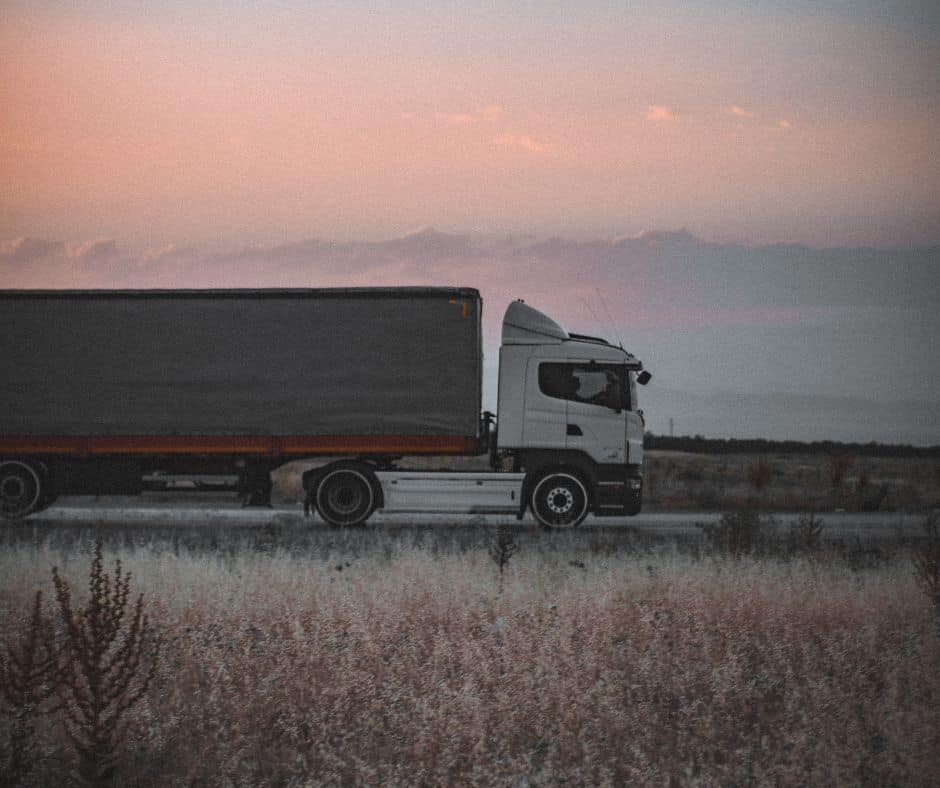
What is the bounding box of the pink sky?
[2,1,938,247]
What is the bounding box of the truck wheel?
[530,471,589,529]
[0,460,43,520]
[316,467,376,527]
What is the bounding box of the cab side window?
[538,363,629,411]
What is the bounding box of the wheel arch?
[302,459,385,509]
[515,450,598,517]
[0,457,48,519]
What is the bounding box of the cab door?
[561,363,628,464]
[521,357,568,448]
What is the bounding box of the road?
[13,495,928,540]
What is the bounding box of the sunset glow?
[2,1,938,247]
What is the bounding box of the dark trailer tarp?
[0,288,483,445]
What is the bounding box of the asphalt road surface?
[13,495,929,541]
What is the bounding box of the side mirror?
[637,370,652,385]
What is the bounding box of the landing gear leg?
[239,462,272,507]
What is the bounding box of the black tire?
[33,460,57,511]
[0,460,43,520]
[315,466,377,527]
[530,471,589,529]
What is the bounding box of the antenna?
[579,297,608,339]
[595,287,624,347]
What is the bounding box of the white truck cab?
[493,300,649,524]
[497,300,645,465]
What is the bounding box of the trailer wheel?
[0,460,43,520]
[32,460,57,511]
[315,467,377,527]
[530,471,589,529]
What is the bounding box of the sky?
[2,1,939,443]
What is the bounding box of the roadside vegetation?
[641,450,940,512]
[2,523,938,786]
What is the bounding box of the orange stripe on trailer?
[449,298,469,318]
[0,435,478,456]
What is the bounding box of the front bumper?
[594,472,643,516]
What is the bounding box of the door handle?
[566,424,583,436]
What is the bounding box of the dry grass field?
[2,522,939,786]
[642,450,940,512]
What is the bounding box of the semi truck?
[0,287,650,527]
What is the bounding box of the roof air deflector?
[502,300,569,345]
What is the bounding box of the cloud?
[434,111,475,126]
[494,134,548,152]
[730,105,753,118]
[137,244,198,275]
[68,239,120,263]
[7,230,937,315]
[220,238,333,266]
[382,226,477,260]
[204,227,480,283]
[611,229,699,249]
[141,244,191,264]
[645,105,680,122]
[0,237,64,264]
[433,105,505,126]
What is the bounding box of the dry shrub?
[486,527,518,593]
[789,513,825,551]
[0,535,162,788]
[694,484,722,510]
[679,462,705,483]
[52,537,161,786]
[856,469,870,493]
[747,457,774,490]
[698,510,774,556]
[826,454,853,488]
[0,591,58,783]
[913,512,940,634]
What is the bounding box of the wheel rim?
[546,486,575,515]
[532,473,588,529]
[0,461,41,519]
[326,482,362,515]
[316,469,374,526]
